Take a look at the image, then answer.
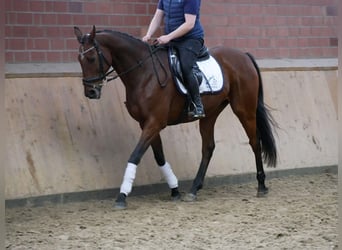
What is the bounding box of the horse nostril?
[86,88,101,99]
[89,89,97,97]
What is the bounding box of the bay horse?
[74,26,277,209]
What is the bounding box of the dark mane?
[97,29,146,45]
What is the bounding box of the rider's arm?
[142,9,164,42]
[159,14,196,43]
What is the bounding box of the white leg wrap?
[160,162,178,189]
[120,163,137,195]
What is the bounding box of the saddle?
[167,46,224,95]
[168,46,209,87]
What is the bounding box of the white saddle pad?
[176,55,224,95]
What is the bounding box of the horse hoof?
[257,188,269,198]
[182,193,197,202]
[171,194,181,202]
[114,201,127,210]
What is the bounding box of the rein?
[81,40,168,88]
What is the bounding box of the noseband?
[80,40,114,88]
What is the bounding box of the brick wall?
[5,0,338,63]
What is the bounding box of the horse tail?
[246,52,278,167]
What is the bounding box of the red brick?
[28,26,45,37]
[34,38,50,50]
[5,26,12,37]
[45,2,54,12]
[66,39,79,50]
[259,38,271,48]
[226,27,238,37]
[57,13,73,25]
[41,13,57,25]
[274,38,289,47]
[113,3,129,14]
[46,27,61,38]
[263,5,278,15]
[322,47,337,57]
[84,2,97,13]
[30,1,45,12]
[302,16,325,26]
[5,52,14,63]
[4,0,13,11]
[4,1,339,62]
[265,27,278,37]
[11,26,29,37]
[73,14,87,25]
[311,27,331,36]
[6,12,17,24]
[46,51,63,62]
[6,38,26,50]
[134,3,148,15]
[108,15,124,26]
[32,14,41,25]
[31,51,47,62]
[287,38,298,47]
[250,16,264,26]
[12,0,29,11]
[299,27,312,36]
[59,27,74,37]
[208,38,223,47]
[277,28,289,37]
[97,2,113,14]
[87,15,106,26]
[14,52,30,63]
[62,51,74,62]
[286,17,302,26]
[278,48,290,58]
[50,39,65,50]
[138,16,152,26]
[69,2,83,13]
[298,38,309,47]
[324,16,337,26]
[123,15,138,26]
[53,2,68,12]
[263,16,278,26]
[17,13,33,25]
[222,38,237,48]
[27,39,34,50]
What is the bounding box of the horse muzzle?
[85,87,102,99]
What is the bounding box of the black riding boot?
[187,77,205,118]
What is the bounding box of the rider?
[142,0,205,118]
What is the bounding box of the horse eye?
[86,57,96,63]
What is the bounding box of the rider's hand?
[156,35,171,45]
[142,35,151,43]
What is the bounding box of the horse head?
[74,25,112,99]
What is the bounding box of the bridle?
[79,40,114,88]
[79,39,168,89]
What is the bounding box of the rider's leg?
[176,39,205,118]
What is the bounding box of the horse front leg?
[114,125,160,209]
[184,115,218,201]
[150,134,181,200]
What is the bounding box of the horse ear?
[89,25,96,40]
[74,26,83,43]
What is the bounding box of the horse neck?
[98,32,149,77]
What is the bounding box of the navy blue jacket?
[158,0,204,41]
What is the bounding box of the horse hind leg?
[234,111,268,197]
[150,134,181,200]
